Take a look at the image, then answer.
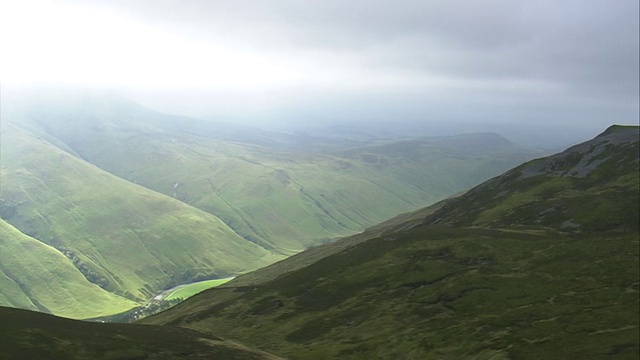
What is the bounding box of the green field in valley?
[164,278,235,301]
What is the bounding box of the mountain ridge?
[422,125,639,231]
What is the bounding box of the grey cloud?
[101,0,637,91]
[34,0,640,145]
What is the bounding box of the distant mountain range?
[0,94,537,318]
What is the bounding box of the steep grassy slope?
[6,94,536,253]
[0,123,281,315]
[0,219,137,319]
[0,307,282,360]
[143,126,639,359]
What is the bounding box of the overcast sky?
[1,0,638,144]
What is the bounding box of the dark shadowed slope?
[0,307,282,360]
[142,126,639,359]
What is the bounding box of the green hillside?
[0,93,535,318]
[0,219,137,319]
[142,126,639,359]
[0,123,281,316]
[5,94,536,253]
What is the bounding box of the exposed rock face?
[520,125,639,179]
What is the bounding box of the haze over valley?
[0,0,638,359]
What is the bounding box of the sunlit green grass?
[0,124,281,317]
[0,218,138,319]
[165,277,235,301]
